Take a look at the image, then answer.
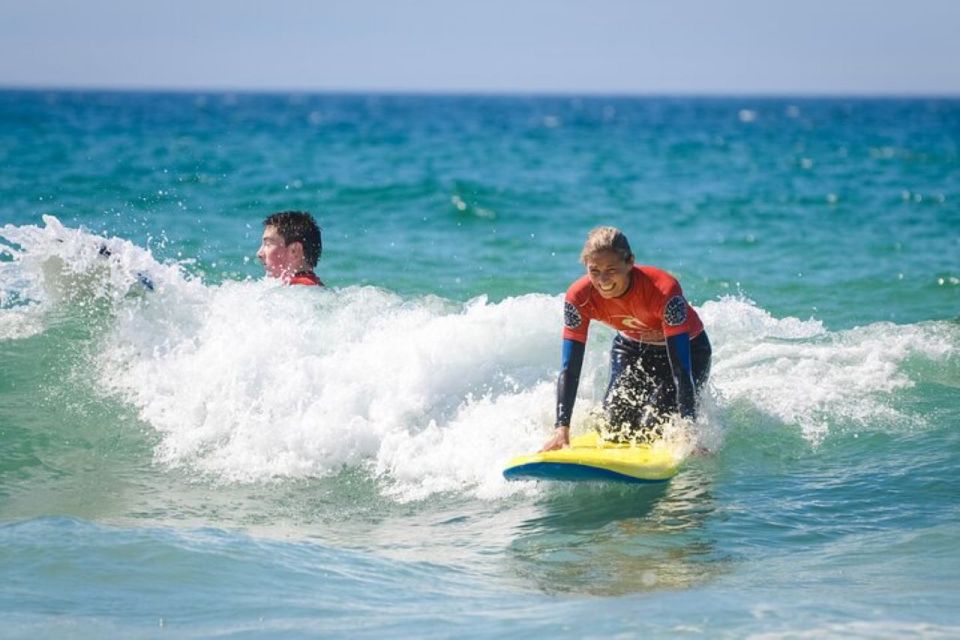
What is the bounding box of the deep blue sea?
[1,90,958,638]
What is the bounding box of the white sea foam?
[748,621,960,640]
[101,284,952,499]
[0,215,194,338]
[0,254,46,339]
[3,218,955,500]
[99,280,570,497]
[701,296,954,443]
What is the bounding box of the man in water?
[541,226,711,451]
[257,211,325,286]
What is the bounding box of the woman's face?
[585,249,633,298]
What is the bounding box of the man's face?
[257,225,300,279]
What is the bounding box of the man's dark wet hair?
[263,211,322,268]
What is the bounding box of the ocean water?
[1,90,958,638]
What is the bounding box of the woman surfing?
[541,227,711,451]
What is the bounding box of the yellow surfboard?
[503,432,680,484]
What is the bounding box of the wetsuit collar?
[614,268,635,299]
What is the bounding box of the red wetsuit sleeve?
[561,278,591,343]
[658,280,697,339]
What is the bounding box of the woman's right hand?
[539,426,571,452]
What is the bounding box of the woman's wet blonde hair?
[580,226,634,264]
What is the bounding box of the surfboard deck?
[503,432,679,484]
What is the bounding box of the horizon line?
[2,83,959,101]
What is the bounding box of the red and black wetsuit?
[289,271,324,287]
[557,265,711,433]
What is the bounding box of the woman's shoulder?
[565,274,593,304]
[635,264,681,293]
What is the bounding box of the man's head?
[257,211,322,280]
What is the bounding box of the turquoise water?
[1,90,959,638]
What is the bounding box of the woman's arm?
[541,338,586,451]
[665,332,696,418]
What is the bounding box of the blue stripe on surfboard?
[502,462,669,484]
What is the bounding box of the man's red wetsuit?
[289,271,324,287]
[557,265,711,435]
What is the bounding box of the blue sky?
[1,0,958,94]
